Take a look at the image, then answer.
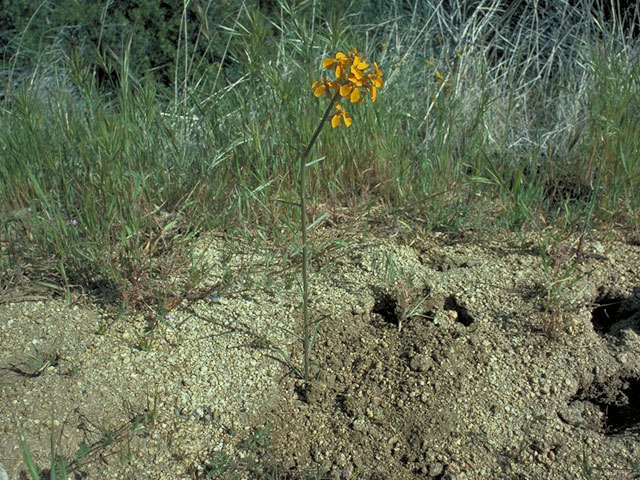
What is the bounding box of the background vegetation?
[1,0,639,310]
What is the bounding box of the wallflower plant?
[296,49,383,384]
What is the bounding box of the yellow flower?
[312,77,340,99]
[322,51,350,79]
[434,70,444,83]
[367,62,384,100]
[339,83,361,103]
[330,103,352,128]
[312,48,384,127]
[369,62,383,83]
[427,59,435,67]
[311,79,327,97]
[350,55,368,80]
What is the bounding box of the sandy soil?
[1,225,639,479]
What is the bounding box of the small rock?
[352,304,365,315]
[429,462,444,476]
[304,381,327,404]
[591,241,604,254]
[558,401,601,428]
[441,310,458,324]
[616,352,629,364]
[352,417,368,433]
[410,354,433,372]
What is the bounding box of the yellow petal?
[343,112,353,127]
[314,85,326,97]
[350,88,360,103]
[323,58,335,68]
[340,84,352,97]
[373,77,384,88]
[356,57,368,70]
[371,86,377,102]
[336,51,347,59]
[336,65,344,79]
[348,74,361,86]
[331,114,340,128]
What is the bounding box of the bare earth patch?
[1,227,639,479]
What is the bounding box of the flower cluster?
[427,59,452,89]
[433,69,452,88]
[311,48,384,128]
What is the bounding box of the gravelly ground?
[1,226,639,479]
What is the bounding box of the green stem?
[300,90,341,383]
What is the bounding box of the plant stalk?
[299,90,341,383]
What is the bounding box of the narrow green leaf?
[305,156,326,168]
[161,220,178,234]
[19,434,41,480]
[307,212,328,231]
[470,175,493,185]
[33,281,64,292]
[275,199,301,207]
[49,428,56,480]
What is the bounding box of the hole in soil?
[604,378,640,434]
[443,295,474,326]
[372,289,400,327]
[590,288,639,336]
[574,377,640,435]
[591,294,625,335]
[544,174,593,209]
